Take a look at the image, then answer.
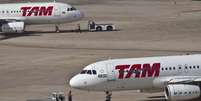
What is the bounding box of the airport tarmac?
[1,0,201,101]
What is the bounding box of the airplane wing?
[0,17,25,24]
[140,76,201,93]
[156,76,201,85]
[0,17,26,33]
[168,77,197,84]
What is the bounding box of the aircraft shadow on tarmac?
[31,29,120,34]
[140,99,166,101]
[0,31,39,40]
[0,29,84,40]
[0,29,120,40]
[140,96,167,101]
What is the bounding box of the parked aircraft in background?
[0,2,84,33]
[70,54,201,101]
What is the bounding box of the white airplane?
[70,54,201,101]
[0,2,84,33]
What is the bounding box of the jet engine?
[165,84,200,101]
[1,21,25,33]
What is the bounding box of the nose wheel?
[55,25,60,33]
[105,91,112,101]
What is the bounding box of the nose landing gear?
[105,91,112,101]
[55,25,60,33]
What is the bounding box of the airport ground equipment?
[88,20,116,31]
[27,92,65,101]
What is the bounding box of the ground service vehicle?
[88,20,115,31]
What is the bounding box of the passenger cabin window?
[161,65,200,72]
[173,67,176,70]
[193,66,196,69]
[92,70,97,75]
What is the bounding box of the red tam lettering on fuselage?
[115,65,130,79]
[115,63,161,79]
[21,6,54,16]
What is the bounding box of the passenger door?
[54,5,61,17]
[106,63,116,81]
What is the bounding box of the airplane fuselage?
[0,2,83,24]
[70,54,201,100]
[70,55,201,91]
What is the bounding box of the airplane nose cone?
[69,76,78,88]
[69,75,85,89]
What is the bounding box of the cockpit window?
[87,70,92,74]
[67,7,77,11]
[71,7,77,10]
[92,70,97,75]
[80,70,97,75]
[80,70,87,74]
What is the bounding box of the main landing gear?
[105,91,112,101]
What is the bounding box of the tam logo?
[21,6,54,16]
[115,63,160,79]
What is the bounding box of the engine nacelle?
[165,84,200,101]
[1,22,25,33]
